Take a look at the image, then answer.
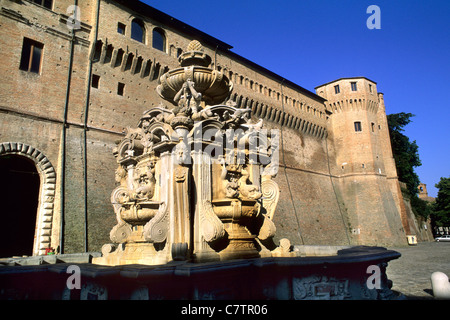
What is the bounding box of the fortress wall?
[262,121,352,246]
[336,174,407,246]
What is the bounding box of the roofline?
[111,0,233,50]
[315,77,377,89]
[111,0,325,103]
[223,49,326,103]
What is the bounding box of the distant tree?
[387,112,421,196]
[410,193,432,219]
[387,112,431,218]
[431,176,450,227]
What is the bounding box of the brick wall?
[0,0,410,255]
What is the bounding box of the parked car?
[435,235,450,242]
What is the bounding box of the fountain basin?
[0,246,402,300]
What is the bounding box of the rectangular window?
[91,74,100,88]
[351,82,357,91]
[354,121,362,132]
[33,0,52,10]
[19,38,44,74]
[117,82,125,96]
[369,84,373,93]
[117,22,126,35]
[334,84,340,94]
[371,122,375,132]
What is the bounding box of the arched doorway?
[0,155,40,257]
[0,142,57,256]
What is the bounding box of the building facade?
[0,0,420,257]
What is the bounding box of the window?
[91,74,100,88]
[32,0,52,10]
[354,121,362,132]
[369,84,373,93]
[334,84,340,94]
[371,122,375,132]
[19,38,44,74]
[152,28,166,52]
[92,40,103,62]
[117,82,125,96]
[131,19,145,43]
[351,82,357,91]
[117,22,126,35]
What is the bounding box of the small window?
[369,84,373,93]
[131,19,145,43]
[371,122,375,132]
[334,85,340,94]
[33,0,52,10]
[152,28,166,52]
[91,74,100,88]
[19,38,44,74]
[351,82,357,91]
[117,22,126,35]
[117,82,125,96]
[354,121,362,132]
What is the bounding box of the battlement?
[316,77,379,114]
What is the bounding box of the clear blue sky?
[144,0,450,197]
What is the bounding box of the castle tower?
[316,78,381,175]
[418,183,429,198]
[315,78,408,245]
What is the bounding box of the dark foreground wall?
[0,246,402,300]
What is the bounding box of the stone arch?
[0,142,57,256]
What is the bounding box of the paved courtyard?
[386,241,450,299]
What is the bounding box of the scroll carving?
[110,185,132,243]
[200,200,225,243]
[143,202,169,243]
[261,179,280,220]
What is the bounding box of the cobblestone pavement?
[386,241,450,299]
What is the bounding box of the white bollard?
[431,272,450,300]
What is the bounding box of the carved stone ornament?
[93,40,290,266]
[293,276,351,300]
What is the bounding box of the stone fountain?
[0,41,403,301]
[93,40,291,266]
